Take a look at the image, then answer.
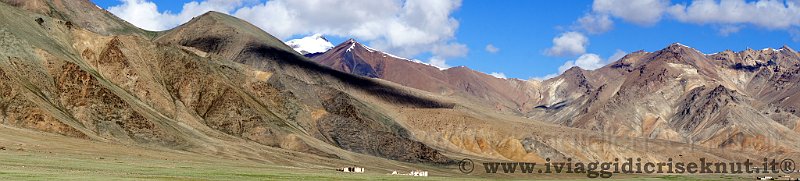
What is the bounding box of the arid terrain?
[0,0,798,180]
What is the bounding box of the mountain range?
[0,0,798,178]
[303,35,800,157]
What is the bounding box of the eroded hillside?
[0,1,796,174]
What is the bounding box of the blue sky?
[93,0,800,80]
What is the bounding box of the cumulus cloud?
[106,0,465,66]
[233,0,465,59]
[668,0,800,30]
[568,0,668,36]
[532,50,627,81]
[593,0,670,26]
[585,0,800,36]
[558,50,627,72]
[557,54,604,72]
[108,0,245,31]
[427,56,451,70]
[107,0,169,30]
[489,72,507,79]
[485,44,500,53]
[575,13,614,34]
[545,31,589,56]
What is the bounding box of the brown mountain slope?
[0,4,455,164]
[531,43,800,153]
[0,1,795,176]
[1,0,148,36]
[313,39,800,158]
[313,40,540,113]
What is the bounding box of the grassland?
[0,126,775,181]
[0,150,767,181]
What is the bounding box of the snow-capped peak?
[338,38,447,70]
[285,34,334,55]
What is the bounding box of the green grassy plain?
[0,148,773,181]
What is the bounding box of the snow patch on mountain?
[286,34,334,55]
[342,39,448,70]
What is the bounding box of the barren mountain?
[312,39,800,161]
[313,39,541,113]
[529,43,800,153]
[0,0,459,164]
[0,0,796,178]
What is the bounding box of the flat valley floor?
[0,126,794,181]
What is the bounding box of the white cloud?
[607,49,627,62]
[717,25,743,36]
[424,42,468,67]
[575,13,614,34]
[108,0,245,31]
[233,0,464,60]
[593,0,670,26]
[485,44,500,53]
[427,56,450,70]
[791,29,800,42]
[558,53,604,72]
[530,73,559,81]
[558,50,627,73]
[667,0,800,30]
[489,72,507,79]
[585,0,800,36]
[106,0,465,66]
[545,31,589,56]
[535,50,626,81]
[431,43,469,58]
[107,0,169,31]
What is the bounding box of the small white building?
[757,176,772,180]
[337,166,364,173]
[410,170,428,177]
[390,170,428,177]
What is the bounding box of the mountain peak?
[155,10,295,55]
[659,42,703,55]
[2,0,146,35]
[335,38,381,53]
[562,66,586,75]
[781,45,796,53]
[285,34,334,55]
[199,11,226,17]
[345,38,359,51]
[667,42,694,50]
[189,11,234,24]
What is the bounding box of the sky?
[92,0,800,80]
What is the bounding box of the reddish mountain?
[2,0,798,176]
[312,39,539,113]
